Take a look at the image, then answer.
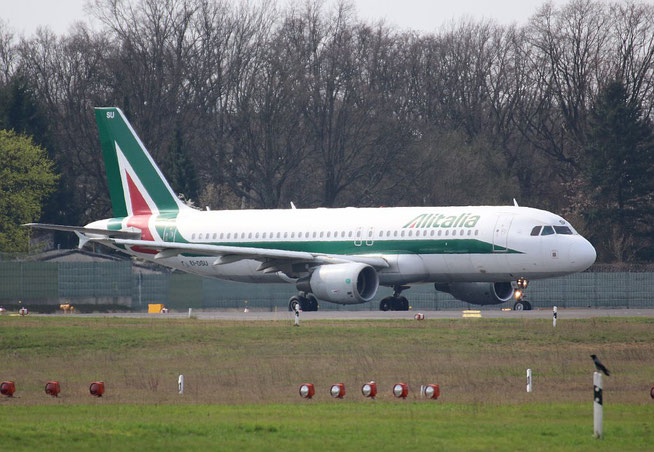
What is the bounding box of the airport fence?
[0,260,653,310]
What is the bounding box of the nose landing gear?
[379,285,410,311]
[513,277,532,311]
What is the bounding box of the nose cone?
[569,238,596,270]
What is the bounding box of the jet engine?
[434,282,514,305]
[297,263,379,304]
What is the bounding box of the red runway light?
[423,384,440,399]
[45,381,61,397]
[1,381,15,397]
[361,381,377,398]
[89,381,104,397]
[299,383,315,399]
[393,383,409,399]
[330,383,345,399]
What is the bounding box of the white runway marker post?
[526,369,532,393]
[553,306,558,328]
[594,372,603,439]
[293,304,300,327]
[178,374,184,395]
[188,308,192,318]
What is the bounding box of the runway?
[67,308,654,320]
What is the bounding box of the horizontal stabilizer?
[23,223,141,239]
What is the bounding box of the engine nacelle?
[434,282,514,305]
[297,263,379,304]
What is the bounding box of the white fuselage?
[90,205,596,287]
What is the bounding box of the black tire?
[380,297,391,311]
[289,296,302,312]
[513,301,525,311]
[523,301,532,311]
[399,296,409,311]
[304,294,319,312]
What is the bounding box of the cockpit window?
[541,226,555,236]
[554,226,573,235]
[530,226,542,236]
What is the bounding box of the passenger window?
[438,230,442,236]
[475,230,478,236]
[326,232,331,238]
[219,233,223,239]
[227,233,231,239]
[408,231,412,237]
[554,226,572,235]
[277,232,281,239]
[320,232,324,238]
[467,230,471,236]
[430,230,435,236]
[445,230,449,236]
[452,230,456,236]
[401,231,405,237]
[348,231,352,238]
[460,229,464,235]
[313,232,317,238]
[394,231,398,237]
[192,233,196,240]
[541,226,555,236]
[248,233,252,239]
[530,226,542,236]
[262,232,266,239]
[284,232,288,238]
[255,232,259,238]
[198,233,203,240]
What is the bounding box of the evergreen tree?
[583,79,654,261]
[0,130,58,252]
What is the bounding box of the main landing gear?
[379,285,410,311]
[288,292,319,312]
[512,277,532,311]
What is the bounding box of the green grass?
[1,403,652,451]
[0,316,653,449]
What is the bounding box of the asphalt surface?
[58,308,654,321]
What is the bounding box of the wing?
[90,237,390,272]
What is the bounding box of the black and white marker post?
[293,303,300,327]
[593,372,603,439]
[553,306,558,328]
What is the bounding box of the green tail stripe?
[95,107,181,216]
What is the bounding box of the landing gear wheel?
[513,301,525,311]
[380,297,392,311]
[289,296,302,312]
[523,300,532,311]
[305,294,319,312]
[393,296,409,311]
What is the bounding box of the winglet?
[513,198,519,207]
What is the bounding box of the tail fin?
[95,107,188,217]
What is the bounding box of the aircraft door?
[492,214,514,252]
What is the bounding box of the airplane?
[25,107,597,312]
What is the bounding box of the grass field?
[0,316,653,450]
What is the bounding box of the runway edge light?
[330,383,345,399]
[393,383,409,399]
[421,384,440,400]
[361,381,377,398]
[90,381,104,397]
[45,381,61,397]
[0,381,15,397]
[299,383,315,399]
